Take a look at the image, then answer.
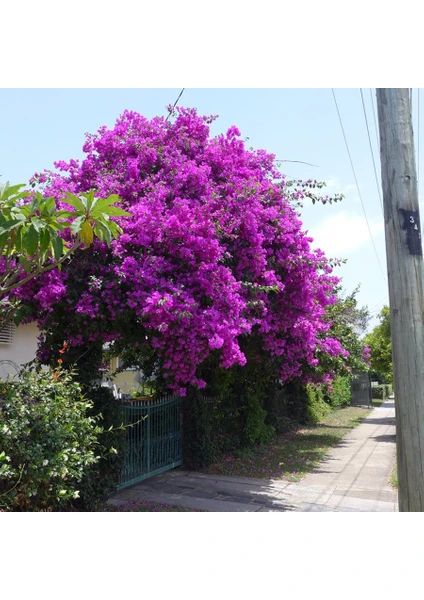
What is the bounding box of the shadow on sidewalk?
[380,401,395,409]
[371,433,396,443]
[315,424,356,430]
[110,469,300,511]
[363,416,396,426]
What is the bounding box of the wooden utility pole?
[376,88,424,511]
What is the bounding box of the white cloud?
[320,178,339,191]
[320,178,361,203]
[306,210,384,256]
[341,183,360,197]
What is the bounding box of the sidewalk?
[108,400,398,512]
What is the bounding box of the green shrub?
[264,381,309,433]
[372,385,391,400]
[71,386,125,511]
[182,391,224,469]
[182,389,243,469]
[243,392,274,446]
[372,386,384,399]
[306,384,331,423]
[183,386,276,469]
[274,381,310,426]
[0,369,101,511]
[183,378,336,469]
[327,376,351,407]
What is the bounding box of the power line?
[275,159,319,167]
[165,88,185,122]
[368,302,389,316]
[360,88,384,215]
[331,88,387,282]
[368,294,389,312]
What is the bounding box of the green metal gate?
[118,395,183,490]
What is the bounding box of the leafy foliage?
[72,386,125,511]
[314,286,371,382]
[306,384,331,423]
[371,384,391,400]
[0,369,101,511]
[327,375,351,407]
[0,181,129,323]
[364,306,393,383]
[23,338,126,510]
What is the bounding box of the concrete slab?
[324,494,398,512]
[109,490,262,512]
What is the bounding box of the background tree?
[317,285,371,379]
[363,306,392,383]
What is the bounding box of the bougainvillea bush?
[18,107,350,394]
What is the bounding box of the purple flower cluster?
[361,345,372,366]
[23,107,346,392]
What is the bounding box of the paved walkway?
[108,400,398,512]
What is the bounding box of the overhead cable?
[331,88,387,283]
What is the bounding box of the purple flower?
[20,107,348,390]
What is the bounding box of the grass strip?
[202,406,372,482]
[390,459,398,488]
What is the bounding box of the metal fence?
[118,394,183,490]
[350,371,372,407]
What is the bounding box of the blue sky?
[1,88,421,330]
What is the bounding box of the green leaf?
[81,190,96,212]
[23,225,39,256]
[93,223,105,243]
[98,206,130,217]
[91,204,130,219]
[0,220,22,236]
[19,255,33,273]
[17,205,31,218]
[41,197,56,216]
[39,228,50,253]
[56,210,80,219]
[0,183,27,201]
[8,211,27,222]
[62,193,85,212]
[0,232,8,248]
[96,194,121,206]
[31,217,44,233]
[93,221,111,246]
[45,219,66,232]
[70,215,85,235]
[14,228,23,253]
[51,234,64,262]
[105,221,123,239]
[30,195,39,213]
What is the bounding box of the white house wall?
[0,324,141,393]
[0,322,39,379]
